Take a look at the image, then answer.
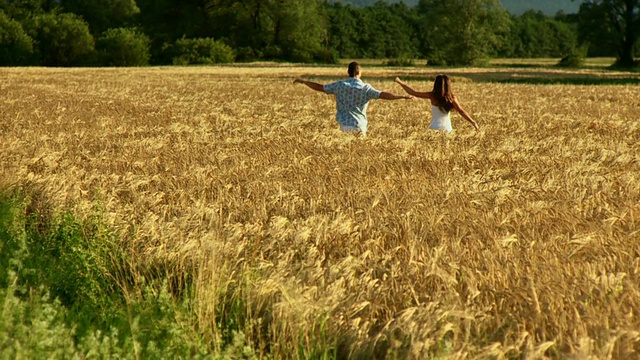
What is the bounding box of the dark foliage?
[0,1,631,66]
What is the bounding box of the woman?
[395,75,479,133]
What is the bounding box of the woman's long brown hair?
[433,74,455,113]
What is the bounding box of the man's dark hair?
[348,61,360,77]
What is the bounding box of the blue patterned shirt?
[323,78,382,130]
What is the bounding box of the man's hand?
[293,78,325,92]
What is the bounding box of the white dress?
[430,105,453,133]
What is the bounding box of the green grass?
[0,186,212,359]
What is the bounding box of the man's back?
[293,61,412,136]
[324,78,381,130]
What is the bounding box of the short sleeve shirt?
[323,78,382,129]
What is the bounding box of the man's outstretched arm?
[294,78,325,93]
[379,92,414,100]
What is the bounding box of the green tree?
[576,0,640,67]
[24,13,96,66]
[268,0,327,62]
[324,2,363,58]
[361,1,419,59]
[206,0,327,62]
[324,1,419,60]
[97,27,150,66]
[0,10,34,65]
[503,10,577,58]
[136,0,215,64]
[0,0,59,21]
[59,0,140,34]
[417,0,512,66]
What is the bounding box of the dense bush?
[24,13,95,66]
[0,11,33,65]
[172,37,235,65]
[385,58,415,66]
[557,44,588,68]
[97,27,150,66]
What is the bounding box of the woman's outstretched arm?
[452,97,479,131]
[394,77,432,99]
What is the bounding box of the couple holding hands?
[294,61,479,137]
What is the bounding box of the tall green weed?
[0,187,210,358]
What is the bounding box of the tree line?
[0,0,638,67]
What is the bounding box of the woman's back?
[430,105,453,133]
[394,76,479,132]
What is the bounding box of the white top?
[430,105,453,133]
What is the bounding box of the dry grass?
[1,65,639,359]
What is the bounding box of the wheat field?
[1,64,639,359]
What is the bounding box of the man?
[294,61,413,136]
